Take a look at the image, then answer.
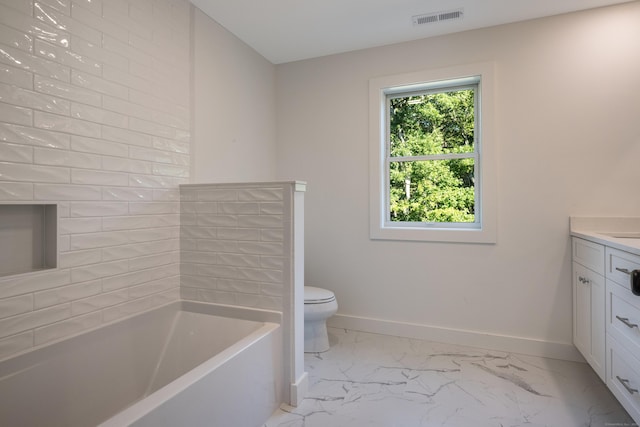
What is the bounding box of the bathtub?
[0,301,283,427]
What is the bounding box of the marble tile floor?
[265,328,636,427]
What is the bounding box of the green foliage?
[389,89,476,223]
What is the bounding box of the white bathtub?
[0,301,283,427]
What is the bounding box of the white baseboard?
[327,314,584,363]
[289,371,308,407]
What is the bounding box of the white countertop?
[570,217,640,256]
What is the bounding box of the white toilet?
[304,286,338,353]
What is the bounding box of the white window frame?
[369,62,497,243]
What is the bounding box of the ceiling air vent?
[412,9,464,26]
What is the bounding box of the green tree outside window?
[388,88,476,223]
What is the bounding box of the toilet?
[304,286,338,353]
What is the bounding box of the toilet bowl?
[304,286,338,353]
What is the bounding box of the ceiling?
[190,0,635,64]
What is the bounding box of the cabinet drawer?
[607,247,640,290]
[607,279,640,354]
[573,237,605,275]
[607,336,640,424]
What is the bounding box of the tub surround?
[0,181,307,427]
[179,181,301,310]
[180,181,308,406]
[0,0,190,361]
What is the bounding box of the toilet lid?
[304,286,336,304]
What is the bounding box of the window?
[369,63,496,243]
[388,82,477,224]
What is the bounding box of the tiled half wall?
[0,0,190,359]
[180,182,303,312]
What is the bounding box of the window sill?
[370,224,496,244]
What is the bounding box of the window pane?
[389,159,475,223]
[389,89,475,157]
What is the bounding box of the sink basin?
[600,232,640,239]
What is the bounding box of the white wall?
[0,0,190,360]
[275,3,640,357]
[191,8,277,183]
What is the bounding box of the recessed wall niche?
[0,204,57,278]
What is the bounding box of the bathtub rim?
[0,300,281,365]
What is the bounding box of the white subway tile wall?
[180,183,293,311]
[0,0,190,360]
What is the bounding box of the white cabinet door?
[573,261,606,381]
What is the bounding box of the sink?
[600,232,640,239]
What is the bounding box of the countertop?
[570,217,640,256]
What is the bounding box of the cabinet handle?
[617,376,639,395]
[616,267,631,275]
[616,316,639,329]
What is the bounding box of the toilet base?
[304,320,330,353]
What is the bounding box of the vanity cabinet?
[572,233,640,424]
[570,217,640,424]
[572,237,606,381]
